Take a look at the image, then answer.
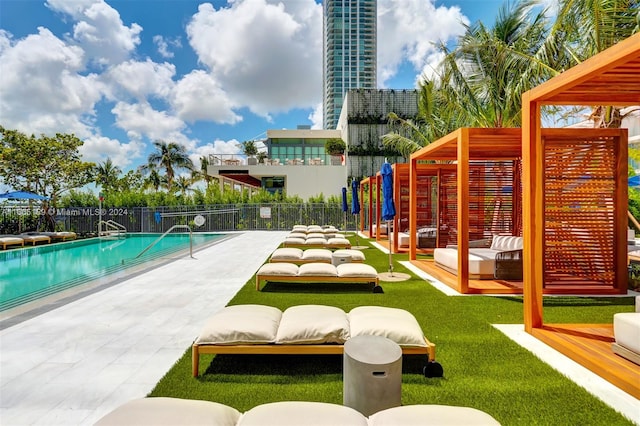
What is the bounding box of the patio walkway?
[0,231,287,425]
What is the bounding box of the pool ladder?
[134,225,194,259]
[98,220,127,238]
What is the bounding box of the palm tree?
[383,1,566,156]
[140,140,194,189]
[174,175,193,196]
[142,167,163,192]
[553,0,639,128]
[95,158,122,194]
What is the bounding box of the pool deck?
[0,231,288,425]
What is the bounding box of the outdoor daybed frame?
[255,262,379,291]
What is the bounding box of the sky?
[0,0,507,183]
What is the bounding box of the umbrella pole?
[355,214,360,246]
[387,219,393,275]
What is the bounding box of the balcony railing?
[208,154,343,167]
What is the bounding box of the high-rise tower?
[323,0,377,130]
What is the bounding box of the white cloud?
[186,0,323,117]
[103,59,176,101]
[111,101,186,143]
[308,103,323,129]
[79,135,145,168]
[153,35,181,58]
[46,0,141,66]
[377,0,468,86]
[0,27,102,137]
[172,70,242,124]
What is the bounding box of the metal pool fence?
[0,204,372,235]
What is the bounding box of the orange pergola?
[521,32,640,397]
[409,128,523,293]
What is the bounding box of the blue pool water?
[0,233,223,311]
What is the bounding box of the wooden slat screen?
[439,169,458,246]
[543,136,618,287]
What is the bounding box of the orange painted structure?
[522,33,640,398]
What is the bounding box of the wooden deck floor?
[531,324,640,399]
[410,259,622,295]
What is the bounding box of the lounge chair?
[612,296,640,365]
[0,235,24,249]
[269,248,365,264]
[96,398,501,425]
[282,237,351,249]
[17,234,51,245]
[191,305,437,377]
[24,231,77,241]
[255,262,377,291]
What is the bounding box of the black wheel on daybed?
[423,361,444,378]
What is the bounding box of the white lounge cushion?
[307,232,327,239]
[327,237,350,246]
[95,397,242,426]
[257,263,299,276]
[348,306,427,348]
[276,305,349,344]
[271,248,303,261]
[369,405,501,426]
[284,237,306,245]
[292,225,307,231]
[434,248,496,276]
[288,232,308,239]
[306,225,323,233]
[490,235,523,251]
[614,312,640,354]
[301,249,333,262]
[306,237,329,245]
[298,263,338,276]
[336,263,377,278]
[333,249,365,261]
[238,401,368,426]
[195,305,282,345]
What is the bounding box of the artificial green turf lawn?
[149,237,636,425]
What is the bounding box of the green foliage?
[237,140,259,157]
[325,138,346,155]
[0,127,96,203]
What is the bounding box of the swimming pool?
[0,233,224,311]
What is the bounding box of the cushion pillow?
[284,237,306,245]
[301,249,333,262]
[238,401,368,426]
[333,249,366,261]
[195,305,282,345]
[336,263,377,278]
[490,235,523,251]
[348,306,427,348]
[298,263,338,276]
[288,232,308,240]
[369,405,501,426]
[276,305,349,344]
[257,263,299,276]
[270,248,303,261]
[327,238,350,246]
[95,398,242,426]
[305,237,329,245]
[306,232,327,239]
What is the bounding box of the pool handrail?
[134,225,193,259]
[98,220,127,237]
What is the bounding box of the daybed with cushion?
[270,248,365,264]
[96,398,501,425]
[255,262,377,291]
[0,235,24,249]
[192,304,437,377]
[612,296,640,365]
[433,235,523,280]
[282,236,351,249]
[16,234,51,245]
[396,227,437,248]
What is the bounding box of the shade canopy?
[0,191,48,200]
[341,187,348,212]
[351,180,360,215]
[381,162,396,221]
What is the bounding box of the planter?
[247,157,258,165]
[331,155,343,165]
